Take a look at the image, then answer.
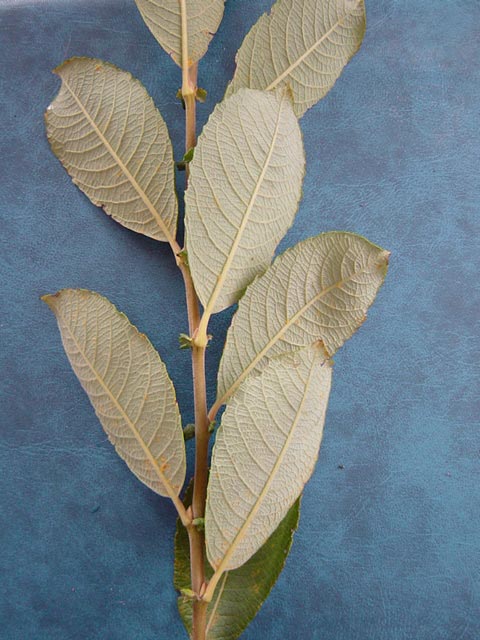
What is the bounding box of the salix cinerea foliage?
[43,1,388,638]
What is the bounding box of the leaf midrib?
[265,1,363,92]
[205,571,228,634]
[61,75,176,248]
[211,352,319,573]
[58,309,180,502]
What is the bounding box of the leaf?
[226,0,366,117]
[196,87,208,103]
[185,88,304,317]
[45,58,177,245]
[206,344,332,572]
[174,483,300,640]
[183,424,196,441]
[215,232,389,411]
[176,148,195,172]
[43,289,186,499]
[134,0,225,66]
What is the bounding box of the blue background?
[1,0,479,638]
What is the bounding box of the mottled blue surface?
[1,0,479,638]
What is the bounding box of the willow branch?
[177,5,209,638]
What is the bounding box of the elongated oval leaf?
[134,0,225,66]
[43,289,186,499]
[216,232,389,409]
[226,0,366,117]
[185,88,304,315]
[206,344,332,571]
[174,482,300,640]
[45,58,177,244]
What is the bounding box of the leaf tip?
[41,292,58,309]
[378,249,391,276]
[279,82,295,105]
[42,288,91,311]
[52,56,106,78]
[52,58,74,77]
[313,340,332,363]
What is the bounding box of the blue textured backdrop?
[1,1,479,638]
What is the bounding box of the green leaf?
[43,289,186,499]
[183,147,195,163]
[179,333,194,349]
[226,0,366,117]
[45,58,177,244]
[185,88,305,317]
[206,344,331,572]
[134,0,225,66]
[183,424,196,441]
[196,87,208,103]
[177,148,195,171]
[174,483,300,640]
[215,232,389,411]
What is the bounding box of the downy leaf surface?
[206,344,332,571]
[45,58,177,244]
[43,289,186,499]
[185,88,304,315]
[216,232,389,409]
[134,0,225,66]
[226,0,366,117]
[175,482,300,640]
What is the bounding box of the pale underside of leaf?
[174,481,300,640]
[206,345,332,571]
[185,88,305,315]
[43,289,185,499]
[45,57,177,244]
[134,0,225,66]
[226,0,366,117]
[216,231,389,409]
